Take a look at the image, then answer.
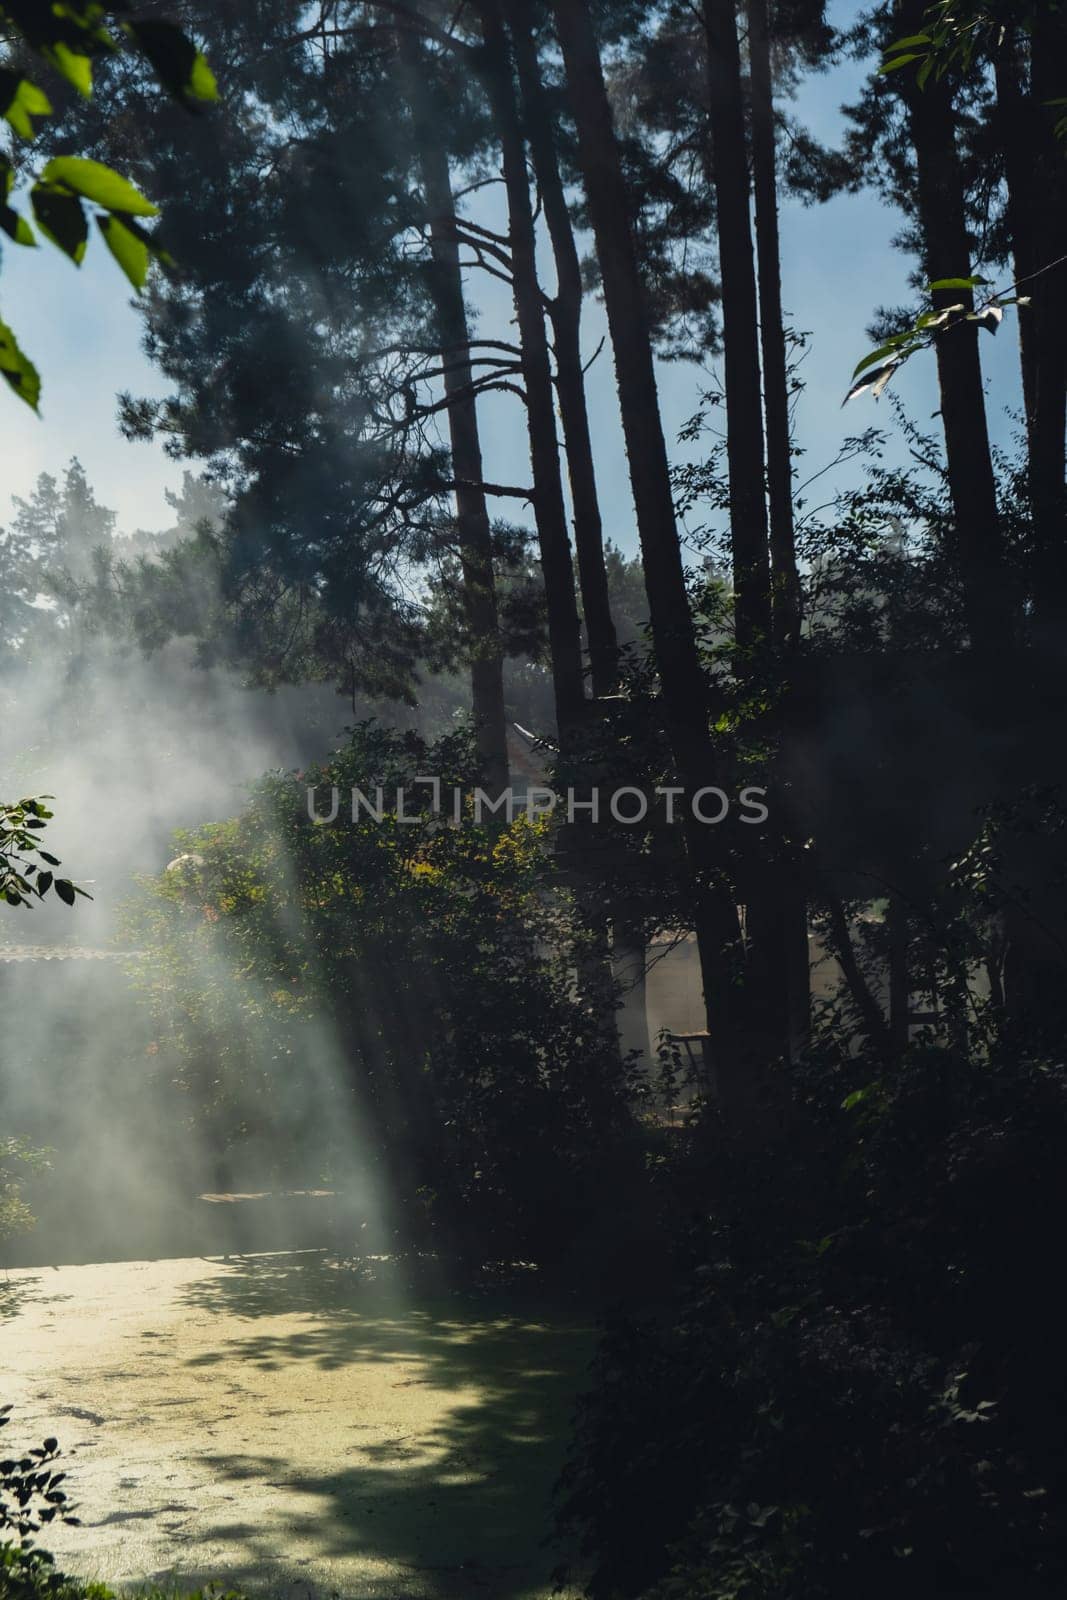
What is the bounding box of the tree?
[548,0,751,1081]
[889,0,1014,653]
[747,0,802,646]
[398,30,509,786]
[509,0,619,698]
[879,0,1067,630]
[703,0,772,652]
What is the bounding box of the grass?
[0,1547,248,1600]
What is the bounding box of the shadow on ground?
[154,1252,594,1599]
[0,1271,73,1320]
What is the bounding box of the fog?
[0,474,426,1271]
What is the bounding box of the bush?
[0,1546,246,1600]
[0,1142,51,1248]
[0,1547,111,1600]
[126,722,644,1269]
[558,1038,1067,1598]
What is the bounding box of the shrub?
[126,723,643,1268]
[559,1039,1067,1598]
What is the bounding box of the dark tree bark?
[887,895,910,1057]
[748,0,810,1056]
[474,0,587,745]
[896,26,1014,654]
[399,37,509,791]
[703,0,797,1068]
[510,0,619,698]
[1024,6,1067,631]
[746,0,801,648]
[703,0,772,652]
[993,34,1038,434]
[826,893,892,1059]
[549,0,750,1077]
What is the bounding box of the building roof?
[0,945,139,963]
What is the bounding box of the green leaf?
[125,20,219,105]
[0,73,53,140]
[41,157,158,218]
[0,206,36,246]
[43,43,93,98]
[916,304,964,331]
[878,52,923,73]
[886,32,932,49]
[31,186,88,264]
[96,214,150,290]
[0,318,41,411]
[54,880,76,907]
[189,52,218,103]
[928,276,990,291]
[852,339,911,380]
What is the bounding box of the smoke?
[0,471,414,1276]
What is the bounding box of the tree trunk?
[887,895,910,1057]
[510,0,619,698]
[896,26,1013,654]
[1025,6,1067,632]
[993,35,1038,437]
[549,0,749,1079]
[611,921,649,1068]
[746,0,801,648]
[826,893,892,1059]
[475,0,587,745]
[399,39,509,791]
[704,0,795,1069]
[703,0,772,652]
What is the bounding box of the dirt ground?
[1,1252,592,1599]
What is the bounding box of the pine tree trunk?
[475,0,587,745]
[746,0,809,1057]
[510,1,619,698]
[399,41,509,791]
[703,0,772,652]
[993,35,1038,437]
[1025,6,1067,632]
[549,0,749,1079]
[704,0,796,1070]
[746,0,801,648]
[897,43,1013,654]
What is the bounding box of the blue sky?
[0,4,1024,555]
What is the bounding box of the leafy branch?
[844,273,1031,404]
[0,0,217,410]
[0,796,90,908]
[880,2,1067,136]
[0,1405,79,1546]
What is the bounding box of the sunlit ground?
[2,1253,592,1599]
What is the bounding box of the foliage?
[0,1547,109,1600]
[881,0,1067,129]
[0,1410,77,1547]
[124,721,643,1267]
[0,1544,247,1600]
[0,1139,50,1243]
[845,275,1030,404]
[559,1033,1067,1599]
[0,0,216,407]
[0,798,87,909]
